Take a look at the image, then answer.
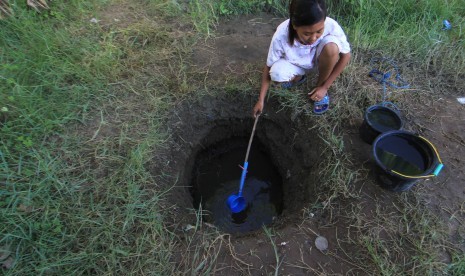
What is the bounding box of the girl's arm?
[253,65,271,117]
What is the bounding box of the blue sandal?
[281,75,307,89]
[313,95,329,114]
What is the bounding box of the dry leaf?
[18,204,34,213]
[27,0,49,12]
[0,0,13,19]
[0,245,11,261]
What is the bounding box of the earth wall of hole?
[155,92,326,231]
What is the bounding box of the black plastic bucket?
[372,130,444,192]
[360,105,403,144]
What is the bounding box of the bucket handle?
[390,135,444,179]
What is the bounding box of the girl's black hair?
[288,0,327,44]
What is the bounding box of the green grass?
[1,0,178,274]
[188,0,287,35]
[329,0,465,75]
[352,193,449,274]
[0,2,118,143]
[449,254,465,275]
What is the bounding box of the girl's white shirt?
[266,17,351,69]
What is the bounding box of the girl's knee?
[317,43,340,67]
[321,42,339,58]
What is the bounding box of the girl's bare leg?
[317,43,339,86]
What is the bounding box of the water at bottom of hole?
[191,137,283,234]
[205,178,280,233]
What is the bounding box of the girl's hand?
[308,87,328,102]
[253,101,263,117]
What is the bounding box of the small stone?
[442,20,451,30]
[315,236,328,251]
[183,224,195,232]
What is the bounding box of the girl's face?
[293,19,325,45]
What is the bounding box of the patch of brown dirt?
[192,14,282,82]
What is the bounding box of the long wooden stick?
[243,115,259,164]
